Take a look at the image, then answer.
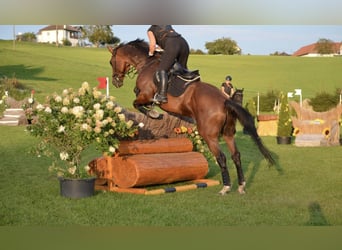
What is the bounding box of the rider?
[147,25,190,104]
[221,75,235,99]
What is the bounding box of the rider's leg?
[154,70,168,103]
[177,37,190,69]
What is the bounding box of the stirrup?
[152,93,168,104]
[147,109,161,119]
[146,103,163,119]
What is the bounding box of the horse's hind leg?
[199,120,232,195]
[216,151,232,195]
[203,136,231,195]
[224,135,246,194]
[231,151,246,194]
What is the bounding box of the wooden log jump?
[111,179,220,195]
[110,151,208,188]
[117,138,193,155]
[89,138,218,194]
[257,114,279,136]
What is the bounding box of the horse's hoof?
[147,110,161,119]
[218,186,231,195]
[238,188,246,195]
[238,182,246,194]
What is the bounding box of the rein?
[111,48,124,82]
[126,66,137,79]
[111,47,142,80]
[112,46,158,80]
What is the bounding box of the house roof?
[293,42,342,56]
[37,25,80,34]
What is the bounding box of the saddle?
[170,62,200,81]
[153,62,201,97]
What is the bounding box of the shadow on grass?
[305,201,330,226]
[245,144,282,189]
[206,131,283,191]
[0,64,57,82]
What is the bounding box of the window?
[70,32,79,39]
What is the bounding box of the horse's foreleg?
[133,102,162,119]
[134,103,151,116]
[133,90,162,119]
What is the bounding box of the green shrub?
[277,92,293,137]
[0,75,30,101]
[253,89,280,112]
[62,39,72,46]
[309,88,341,112]
[245,98,257,117]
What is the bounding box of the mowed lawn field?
[0,40,341,227]
[1,40,342,106]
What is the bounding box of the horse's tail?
[224,99,275,166]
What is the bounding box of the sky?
[1,25,342,55]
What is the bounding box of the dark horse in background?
[108,39,275,195]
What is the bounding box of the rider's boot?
[154,70,168,104]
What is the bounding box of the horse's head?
[108,39,150,88]
[232,88,244,106]
[108,45,128,88]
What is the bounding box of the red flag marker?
[97,77,107,89]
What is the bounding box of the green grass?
[189,54,342,101]
[0,40,136,108]
[0,126,341,226]
[1,40,342,107]
[0,41,341,226]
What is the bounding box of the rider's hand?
[155,46,164,52]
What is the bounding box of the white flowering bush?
[22,90,35,120]
[0,94,8,118]
[28,82,138,178]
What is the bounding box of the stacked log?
[89,138,209,192]
[123,109,195,139]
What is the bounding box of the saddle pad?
[168,75,200,97]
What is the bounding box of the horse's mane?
[117,39,149,55]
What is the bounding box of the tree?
[270,51,290,56]
[205,37,241,55]
[17,32,36,42]
[190,48,205,54]
[315,38,334,55]
[82,25,120,47]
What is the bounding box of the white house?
[293,42,342,57]
[36,25,82,46]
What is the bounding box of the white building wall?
[37,27,80,46]
[303,53,334,57]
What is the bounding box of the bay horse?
[231,88,244,106]
[108,39,275,195]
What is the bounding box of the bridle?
[110,46,138,84]
[110,47,126,83]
